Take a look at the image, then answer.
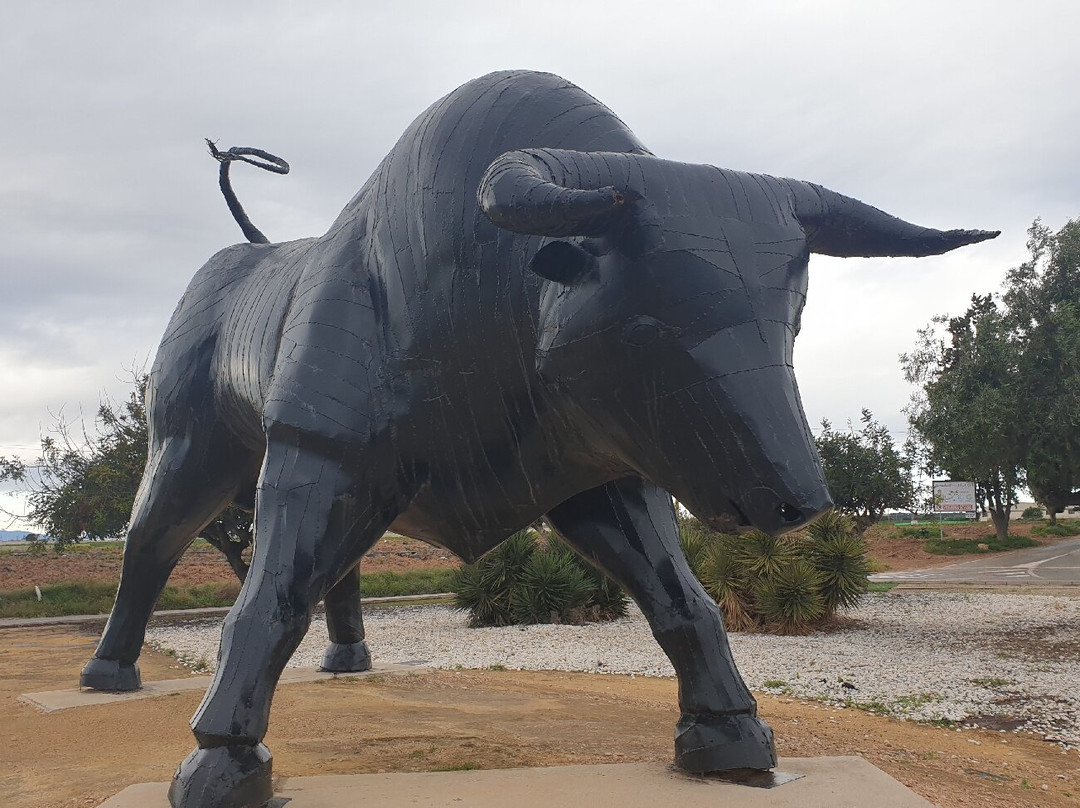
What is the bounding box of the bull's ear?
[529,241,596,285]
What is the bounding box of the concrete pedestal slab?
[19,662,430,713]
[98,758,933,807]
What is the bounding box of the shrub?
[804,510,869,611]
[683,511,870,634]
[698,534,755,631]
[510,548,593,624]
[452,530,627,627]
[754,559,826,633]
[924,535,1038,554]
[1021,506,1044,520]
[894,525,934,539]
[677,516,712,576]
[1031,521,1080,538]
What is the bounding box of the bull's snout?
[738,486,833,534]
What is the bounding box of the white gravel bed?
[146,591,1080,749]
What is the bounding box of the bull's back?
[336,71,647,336]
[149,238,317,448]
[261,72,646,440]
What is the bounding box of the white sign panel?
[932,480,977,512]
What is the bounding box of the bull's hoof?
[168,743,273,808]
[80,657,141,691]
[674,712,777,773]
[320,640,372,672]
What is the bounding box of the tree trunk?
[989,508,1010,543]
[1049,510,1058,526]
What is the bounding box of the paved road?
[870,537,1080,586]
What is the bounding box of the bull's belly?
[388,497,558,563]
[386,457,622,562]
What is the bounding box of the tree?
[0,377,253,578]
[902,294,1026,541]
[814,410,914,530]
[1004,219,1080,524]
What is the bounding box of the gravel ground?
[146,591,1080,748]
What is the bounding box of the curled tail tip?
[205,138,226,162]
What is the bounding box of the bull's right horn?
[478,149,627,237]
[786,179,999,257]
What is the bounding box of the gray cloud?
[1,0,1076,482]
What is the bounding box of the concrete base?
[98,758,933,807]
[20,662,430,713]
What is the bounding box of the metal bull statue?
[80,70,997,807]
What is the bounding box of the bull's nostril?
[778,503,803,524]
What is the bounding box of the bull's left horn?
[786,179,999,257]
[479,149,626,237]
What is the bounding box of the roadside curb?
[0,592,455,629]
[889,582,1080,596]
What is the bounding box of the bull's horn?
[786,179,999,257]
[478,149,627,237]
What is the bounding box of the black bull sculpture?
[80,70,996,807]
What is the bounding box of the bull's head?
[479,149,997,534]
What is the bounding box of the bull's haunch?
[80,70,997,808]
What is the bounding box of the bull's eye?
[621,316,672,347]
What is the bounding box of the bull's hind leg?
[81,431,254,691]
[169,438,399,808]
[320,563,372,672]
[547,477,776,773]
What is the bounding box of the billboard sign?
[932,480,977,513]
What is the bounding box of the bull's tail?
[206,140,290,245]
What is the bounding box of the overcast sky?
[1,0,1077,528]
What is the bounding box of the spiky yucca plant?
[804,510,870,611]
[678,514,713,578]
[697,534,756,631]
[452,530,627,627]
[754,559,826,633]
[737,530,796,579]
[679,511,869,634]
[510,549,593,624]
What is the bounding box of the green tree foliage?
[678,510,869,634]
[903,217,1080,535]
[451,529,628,627]
[1004,219,1080,524]
[0,377,253,578]
[814,410,914,530]
[901,294,1025,542]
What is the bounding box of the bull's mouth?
[700,500,750,535]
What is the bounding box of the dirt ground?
[0,521,1067,591]
[1,623,1077,808]
[0,536,458,591]
[862,520,1061,571]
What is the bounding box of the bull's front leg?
[546,477,776,773]
[168,438,398,808]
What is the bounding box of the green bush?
[894,525,935,539]
[681,511,869,634]
[1021,506,1044,520]
[805,510,870,611]
[924,535,1038,555]
[754,559,826,632]
[451,530,627,627]
[697,532,754,631]
[510,548,593,624]
[1031,521,1080,538]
